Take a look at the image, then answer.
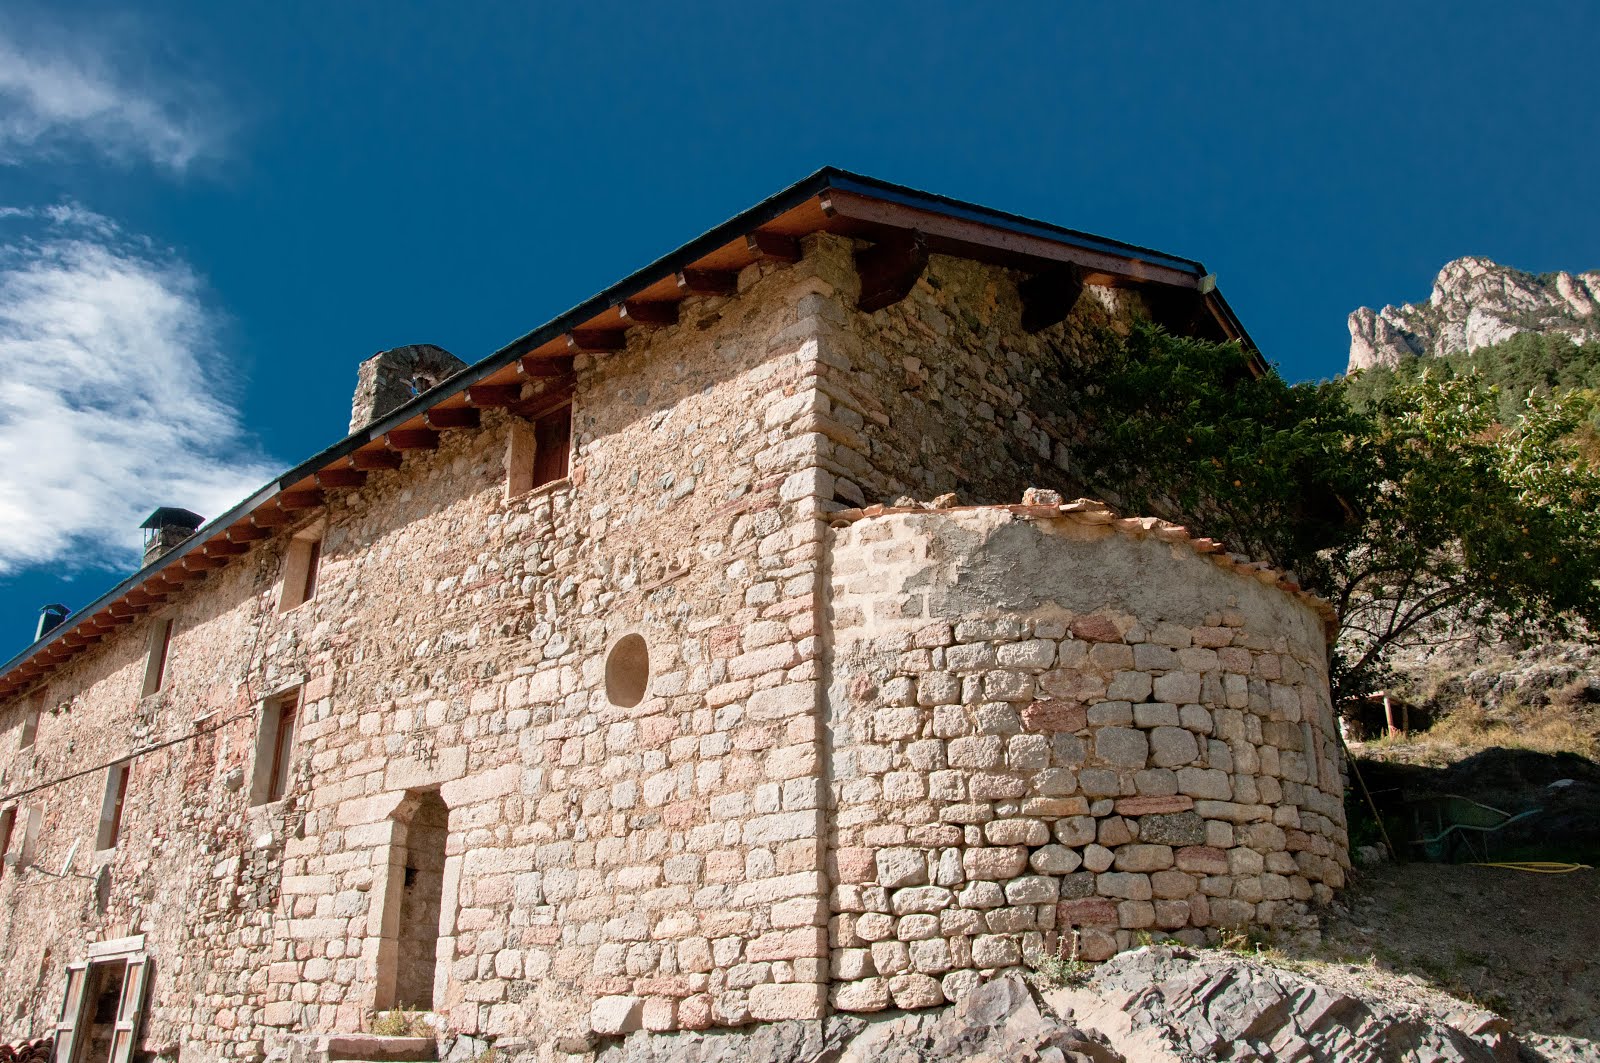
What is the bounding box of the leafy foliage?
[1067,323,1600,704]
[1330,375,1600,698]
[1068,323,1373,588]
[1344,330,1600,430]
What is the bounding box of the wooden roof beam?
[676,269,737,297]
[1144,287,1227,342]
[351,448,404,471]
[467,384,523,408]
[316,467,369,489]
[855,230,928,313]
[277,489,326,511]
[1018,264,1086,333]
[746,231,801,263]
[520,356,574,379]
[565,330,627,355]
[425,407,481,430]
[250,508,294,528]
[619,301,679,327]
[387,429,440,451]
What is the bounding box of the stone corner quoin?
[0,179,1346,1059]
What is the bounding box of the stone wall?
[806,247,1142,509]
[0,230,1348,1061]
[823,506,1347,1013]
[0,241,851,1056]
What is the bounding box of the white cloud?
[0,206,277,575]
[0,24,214,171]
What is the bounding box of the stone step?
[321,1035,437,1063]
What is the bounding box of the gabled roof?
[0,167,1260,696]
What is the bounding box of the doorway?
[388,790,449,1010]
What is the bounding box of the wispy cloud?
[0,206,276,575]
[0,22,215,171]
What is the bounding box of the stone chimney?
[349,344,468,432]
[140,507,205,565]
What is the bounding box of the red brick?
[1069,615,1123,643]
[1022,700,1087,733]
[1175,845,1230,875]
[1056,898,1118,926]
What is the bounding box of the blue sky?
[2,1,1597,653]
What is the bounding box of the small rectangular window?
[252,689,302,805]
[0,808,15,878]
[19,691,42,749]
[301,539,322,603]
[279,528,324,612]
[506,403,572,498]
[19,806,40,866]
[97,762,131,850]
[533,404,572,488]
[141,619,174,697]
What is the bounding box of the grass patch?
[1026,931,1093,989]
[1356,689,1599,765]
[1424,697,1598,759]
[368,1006,432,1037]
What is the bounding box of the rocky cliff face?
[1348,256,1600,371]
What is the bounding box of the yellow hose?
[1468,861,1592,873]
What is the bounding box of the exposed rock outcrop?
[1348,256,1600,371]
[595,948,1580,1062]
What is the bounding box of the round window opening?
[605,634,650,708]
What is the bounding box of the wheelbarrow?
[1405,794,1543,863]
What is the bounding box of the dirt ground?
[1314,861,1600,1042]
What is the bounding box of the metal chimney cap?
[35,603,71,642]
[139,507,205,531]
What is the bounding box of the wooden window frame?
[506,403,573,498]
[19,806,41,866]
[19,690,42,749]
[96,761,132,851]
[251,688,302,806]
[532,403,572,489]
[267,693,299,803]
[279,524,325,613]
[52,952,150,1063]
[0,807,15,878]
[140,619,174,698]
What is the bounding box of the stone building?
[0,169,1347,1062]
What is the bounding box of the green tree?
[1331,374,1600,699]
[1067,323,1373,589]
[1068,324,1600,705]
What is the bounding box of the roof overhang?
[0,167,1263,695]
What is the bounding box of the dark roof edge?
[0,167,1245,681]
[825,171,1207,276]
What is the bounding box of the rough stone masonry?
[0,174,1347,1063]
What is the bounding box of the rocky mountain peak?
[1348,256,1600,372]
